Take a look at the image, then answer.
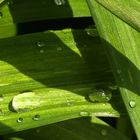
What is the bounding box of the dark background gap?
[17,17,94,35]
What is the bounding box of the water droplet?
[12,91,41,112]
[40,50,45,53]
[0,12,3,19]
[129,100,136,108]
[101,129,107,136]
[79,111,89,117]
[0,95,3,101]
[85,25,98,37]
[32,114,40,121]
[16,117,23,123]
[36,40,46,47]
[101,90,106,96]
[89,89,112,102]
[86,29,98,37]
[66,99,73,106]
[109,85,118,90]
[54,0,65,6]
[57,47,62,51]
[106,97,110,101]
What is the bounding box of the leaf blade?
[4,118,130,140]
[86,0,140,139]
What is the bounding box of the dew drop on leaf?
[66,99,73,107]
[101,129,107,136]
[40,49,45,53]
[16,117,23,123]
[0,95,3,101]
[108,84,118,90]
[12,91,41,112]
[54,0,65,6]
[89,89,112,102]
[85,28,98,37]
[57,47,62,51]
[129,100,136,108]
[32,114,40,121]
[36,40,46,47]
[79,111,89,117]
[85,25,98,37]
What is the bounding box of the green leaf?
[0,0,4,5]
[0,29,112,93]
[0,86,123,134]
[116,117,134,138]
[0,29,126,134]
[95,0,140,32]
[86,0,140,139]
[9,0,91,23]
[0,4,16,38]
[4,118,129,140]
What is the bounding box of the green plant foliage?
[4,118,129,140]
[86,0,140,139]
[0,4,16,38]
[95,0,140,32]
[0,0,137,139]
[0,29,126,134]
[8,0,90,23]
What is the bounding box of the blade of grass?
[86,0,140,139]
